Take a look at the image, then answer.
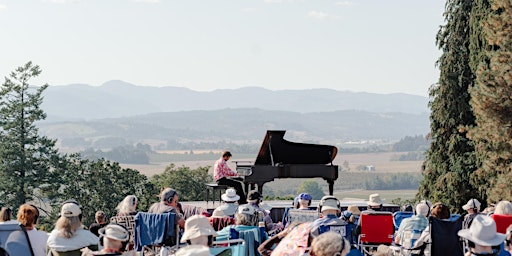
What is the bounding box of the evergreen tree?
[418,0,479,212]
[469,0,512,202]
[0,62,60,208]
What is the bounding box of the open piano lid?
[254,130,338,165]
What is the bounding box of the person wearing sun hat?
[81,223,130,255]
[47,202,99,255]
[180,215,217,246]
[175,244,212,256]
[367,193,384,211]
[212,188,240,217]
[458,215,506,255]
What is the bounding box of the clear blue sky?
[0,0,445,97]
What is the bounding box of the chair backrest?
[134,212,178,251]
[48,249,82,256]
[393,211,414,230]
[237,228,262,256]
[209,217,236,231]
[0,223,34,256]
[211,238,246,256]
[491,214,512,234]
[110,215,136,244]
[286,209,320,225]
[430,217,463,256]
[359,211,394,244]
[318,224,347,237]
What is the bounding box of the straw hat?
[367,193,383,207]
[347,205,361,215]
[180,215,217,242]
[221,188,240,202]
[175,245,212,256]
[458,215,506,246]
[99,224,130,242]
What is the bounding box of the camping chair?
[0,223,34,256]
[400,216,463,256]
[225,227,265,256]
[285,209,320,226]
[110,215,136,250]
[210,238,246,256]
[357,211,394,255]
[393,211,414,231]
[490,214,512,256]
[134,212,180,255]
[209,216,235,231]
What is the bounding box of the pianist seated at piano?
[310,196,347,238]
[213,151,247,204]
[247,190,284,234]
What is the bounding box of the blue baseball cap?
[298,193,312,201]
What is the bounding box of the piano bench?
[205,183,229,204]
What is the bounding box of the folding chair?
[357,211,394,255]
[0,223,34,256]
[393,211,414,231]
[491,214,512,234]
[402,217,463,256]
[110,215,136,249]
[209,216,235,231]
[134,212,180,255]
[285,209,321,226]
[210,238,246,256]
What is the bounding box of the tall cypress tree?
[469,0,512,203]
[418,0,479,212]
[0,62,60,208]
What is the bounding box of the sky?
[0,0,446,97]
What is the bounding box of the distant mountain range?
[41,80,429,120]
[37,81,431,149]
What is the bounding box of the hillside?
[40,80,429,120]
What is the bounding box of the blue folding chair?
[393,211,414,231]
[0,223,34,256]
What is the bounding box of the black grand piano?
[235,130,339,196]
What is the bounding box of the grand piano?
[236,130,339,196]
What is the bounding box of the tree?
[151,163,213,202]
[468,0,512,202]
[297,181,325,200]
[0,62,61,208]
[418,0,479,212]
[45,155,156,227]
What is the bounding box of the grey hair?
[234,213,257,226]
[311,232,349,256]
[495,200,512,215]
[116,195,138,214]
[56,216,81,239]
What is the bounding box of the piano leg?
[328,180,334,196]
[257,182,265,197]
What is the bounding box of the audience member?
[115,195,138,217]
[366,193,384,211]
[341,205,361,225]
[212,188,240,217]
[0,207,17,224]
[413,202,451,255]
[258,222,300,256]
[180,215,217,246]
[175,244,211,256]
[310,231,350,256]
[463,198,482,229]
[311,196,346,238]
[214,151,246,204]
[495,201,512,215]
[402,204,413,212]
[89,211,108,237]
[47,202,98,255]
[17,204,49,256]
[247,190,283,233]
[82,224,130,255]
[147,187,185,228]
[297,193,313,210]
[395,202,429,246]
[504,225,512,255]
[216,204,260,240]
[458,215,506,256]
